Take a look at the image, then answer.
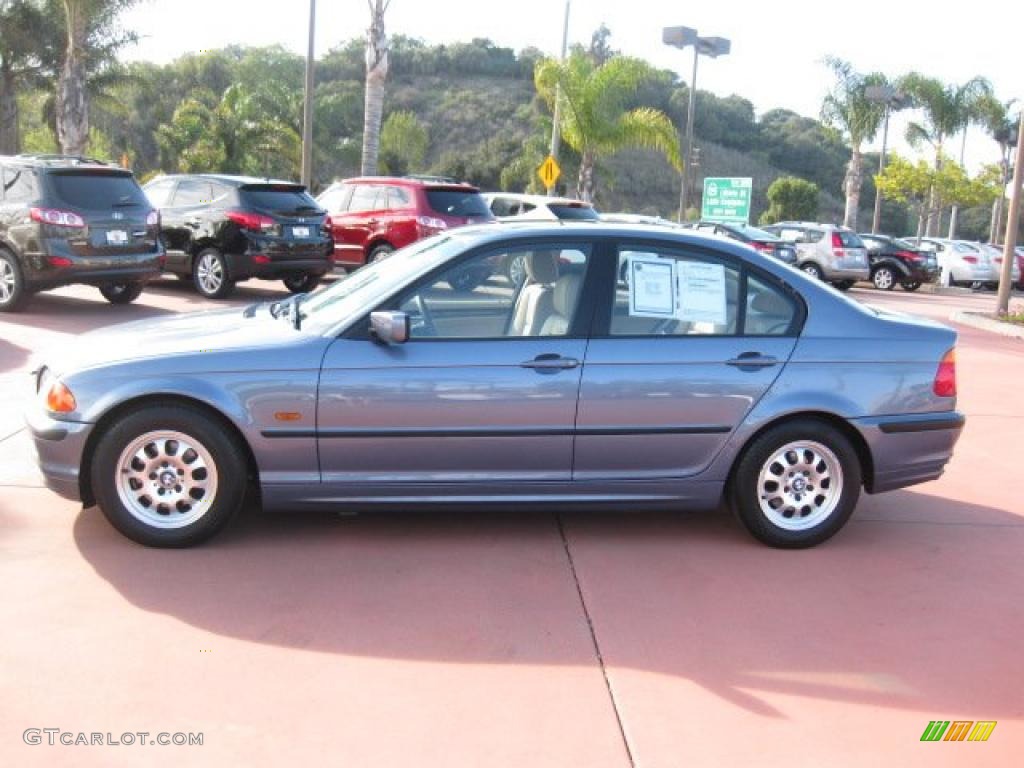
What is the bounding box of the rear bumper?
[25,406,93,503]
[234,237,333,279]
[24,249,163,289]
[853,411,965,493]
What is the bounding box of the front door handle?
[520,353,580,373]
[726,352,778,370]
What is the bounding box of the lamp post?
[996,110,1024,316]
[663,26,730,223]
[865,84,908,234]
[300,0,317,189]
[548,0,571,196]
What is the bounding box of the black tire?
[801,263,824,281]
[730,419,862,548]
[282,273,321,294]
[90,404,249,547]
[901,280,922,292]
[448,266,486,293]
[192,248,234,299]
[0,248,29,313]
[872,266,897,291]
[505,253,527,286]
[99,282,145,304]
[368,244,393,263]
[833,280,855,292]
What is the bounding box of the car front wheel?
[731,419,861,548]
[801,263,824,281]
[0,249,29,313]
[193,248,234,299]
[91,404,249,547]
[282,273,321,294]
[901,280,921,292]
[99,282,145,304]
[872,266,896,290]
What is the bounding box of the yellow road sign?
[537,155,561,189]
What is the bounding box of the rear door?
[574,242,801,480]
[332,184,384,265]
[384,185,418,249]
[161,177,213,270]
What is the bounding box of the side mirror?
[370,310,410,345]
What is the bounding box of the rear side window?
[240,186,320,213]
[48,171,148,211]
[548,203,599,221]
[386,186,412,209]
[2,166,38,202]
[425,189,491,218]
[745,274,797,336]
[171,178,214,207]
[347,185,383,213]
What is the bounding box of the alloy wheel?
[196,253,224,294]
[756,440,844,531]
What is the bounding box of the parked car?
[28,222,963,549]
[0,154,163,312]
[142,174,331,299]
[484,192,599,222]
[976,243,1021,290]
[317,176,494,271]
[693,221,798,265]
[910,237,1018,289]
[761,222,870,289]
[857,233,939,291]
[601,212,680,228]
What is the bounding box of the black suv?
[0,154,163,312]
[858,233,940,292]
[142,174,332,299]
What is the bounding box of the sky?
[119,0,1022,173]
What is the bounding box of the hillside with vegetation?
[6,32,995,236]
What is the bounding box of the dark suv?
[143,174,332,299]
[0,154,163,312]
[316,176,494,269]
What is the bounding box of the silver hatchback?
[763,222,870,289]
[28,224,963,549]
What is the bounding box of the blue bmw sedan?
[27,223,964,548]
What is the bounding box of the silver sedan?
[28,223,964,548]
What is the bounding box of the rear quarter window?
[47,171,148,211]
[425,189,492,218]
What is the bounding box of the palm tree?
[977,95,1017,243]
[899,73,992,236]
[360,0,390,176]
[820,58,887,230]
[0,0,48,154]
[535,51,680,203]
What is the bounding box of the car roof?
[483,192,593,207]
[1,153,125,172]
[338,176,479,191]
[146,173,302,188]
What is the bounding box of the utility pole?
[301,0,317,189]
[948,128,969,238]
[996,110,1024,316]
[679,48,699,222]
[548,0,571,196]
[865,85,908,234]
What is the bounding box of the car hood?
[39,306,309,377]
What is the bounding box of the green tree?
[378,110,428,175]
[361,0,390,175]
[0,0,47,153]
[535,50,680,202]
[899,73,992,235]
[759,176,819,224]
[820,58,888,229]
[977,94,1017,242]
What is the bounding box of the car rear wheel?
[901,280,921,292]
[282,273,321,294]
[833,280,855,291]
[505,254,527,286]
[801,263,824,281]
[99,282,145,304]
[91,404,248,547]
[731,419,861,548]
[368,244,393,263]
[0,249,29,313]
[872,266,896,291]
[193,248,234,299]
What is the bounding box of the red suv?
[316,176,494,268]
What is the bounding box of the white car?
[913,238,1017,288]
[483,193,599,222]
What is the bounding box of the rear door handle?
[726,352,778,370]
[520,353,580,373]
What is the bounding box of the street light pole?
[996,110,1024,316]
[865,85,907,235]
[301,0,316,189]
[548,0,570,196]
[948,128,969,238]
[663,27,730,224]
[871,106,891,234]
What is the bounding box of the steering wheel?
[408,293,438,337]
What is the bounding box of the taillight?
[962,255,978,264]
[48,257,73,267]
[933,349,957,398]
[831,232,844,257]
[752,241,773,253]
[226,210,276,232]
[897,250,922,261]
[417,215,448,232]
[30,207,85,228]
[146,210,160,227]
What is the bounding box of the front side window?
[143,178,176,208]
[611,247,739,336]
[397,245,590,339]
[347,185,383,213]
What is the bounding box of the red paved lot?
[1,279,1021,766]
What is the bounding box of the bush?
[760,176,819,224]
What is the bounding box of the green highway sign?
[701,177,752,224]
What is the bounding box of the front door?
[317,242,593,486]
[574,243,800,480]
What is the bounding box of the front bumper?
[25,406,94,503]
[853,411,965,493]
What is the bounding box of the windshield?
[297,233,468,333]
